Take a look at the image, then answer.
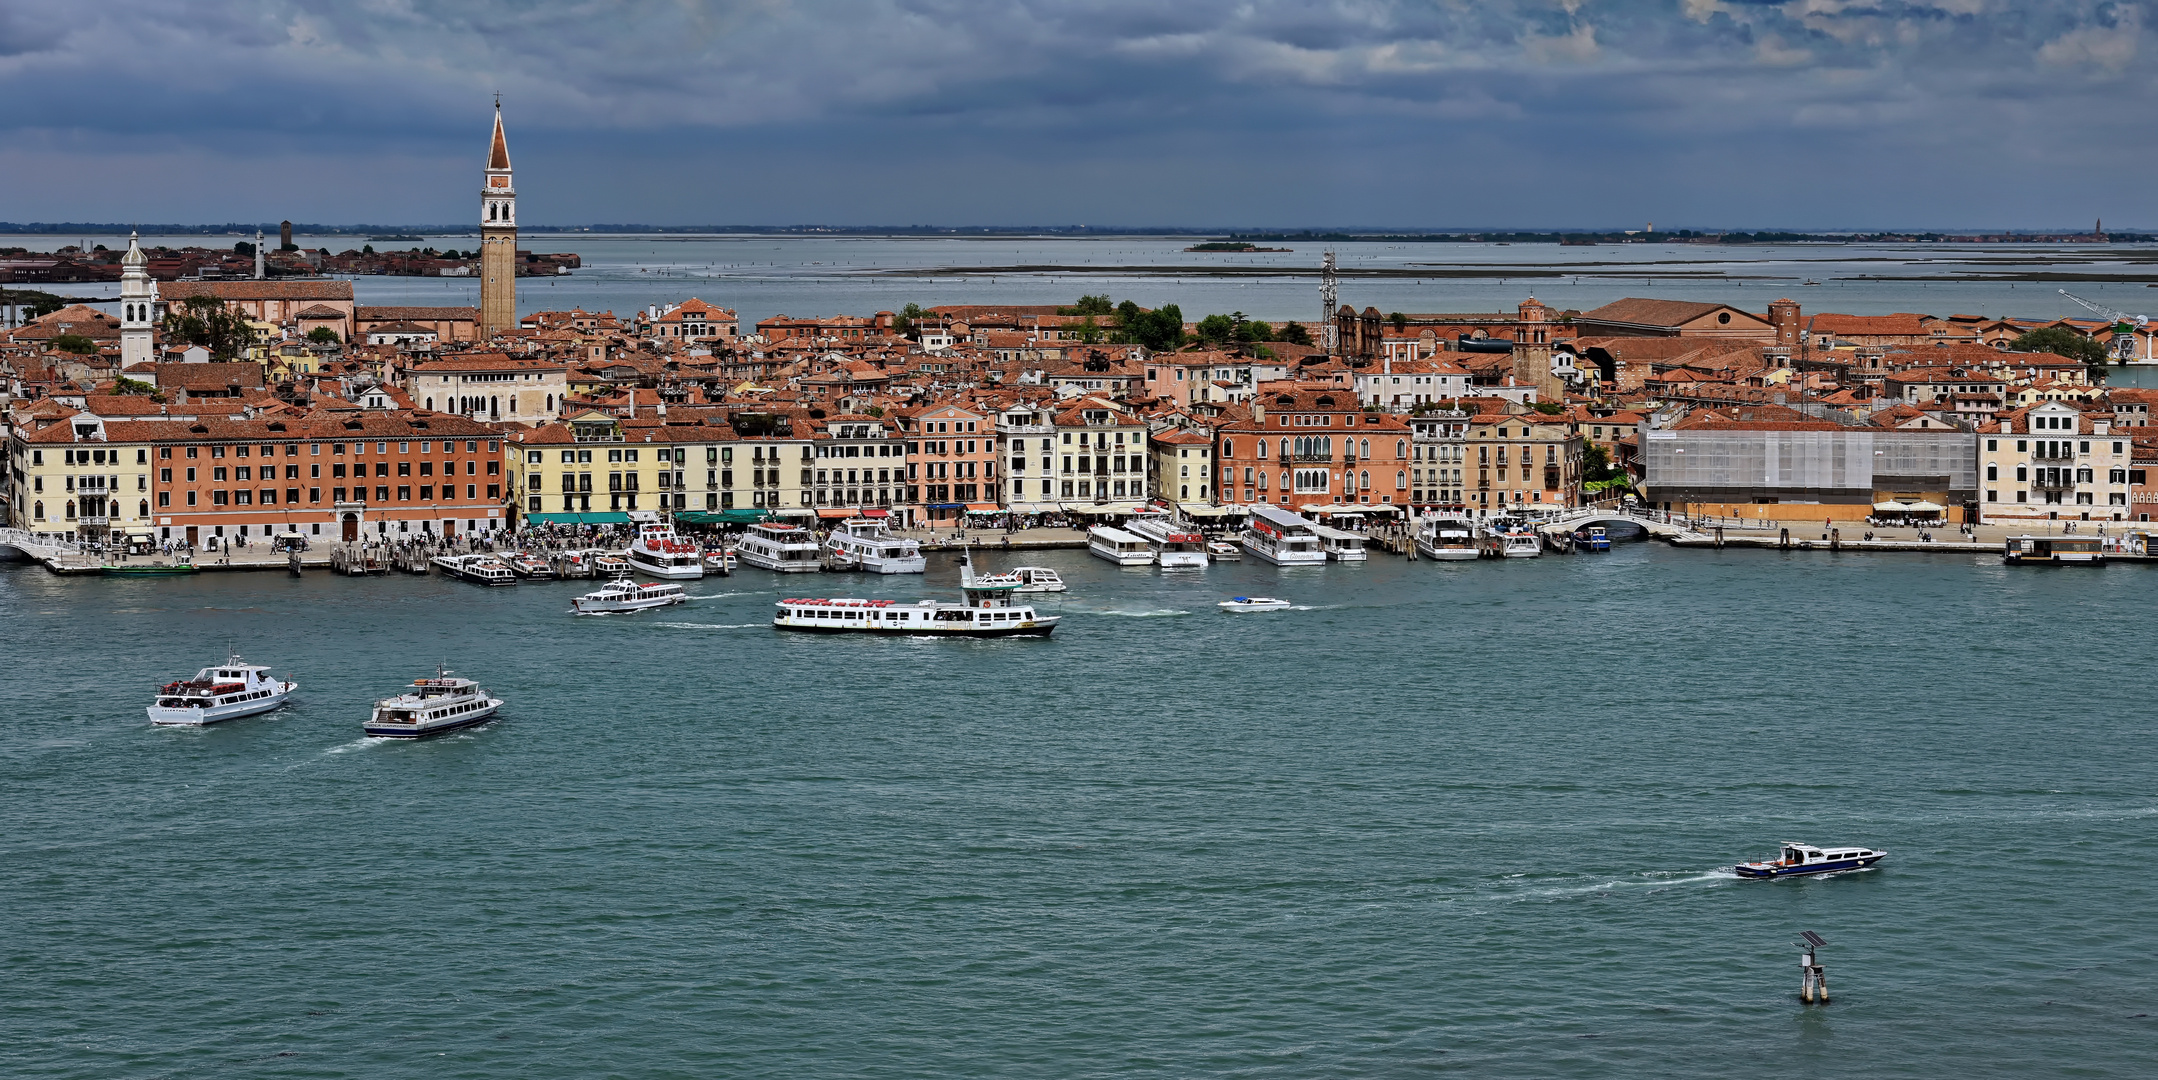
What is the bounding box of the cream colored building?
[507,412,815,524]
[1978,400,2132,524]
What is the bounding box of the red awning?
[860,508,890,517]
[815,508,856,519]
[965,503,999,512]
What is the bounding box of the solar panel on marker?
[1801,931,1827,948]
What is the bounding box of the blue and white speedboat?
[1735,841,1885,879]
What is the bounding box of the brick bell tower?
[479,99,517,338]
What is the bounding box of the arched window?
[1362,470,1371,490]
[1360,439,1370,459]
[138,499,149,518]
[1397,439,1407,458]
[1256,439,1268,460]
[65,500,77,519]
[32,501,43,520]
[546,394,555,413]
[1396,471,1406,489]
[1221,439,1233,458]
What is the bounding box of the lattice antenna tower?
[1320,250,1339,355]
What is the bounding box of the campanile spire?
[480,100,517,338]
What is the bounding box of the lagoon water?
[3,545,2153,1077]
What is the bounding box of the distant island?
[1187,241,1290,252]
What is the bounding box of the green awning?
[523,512,633,525]
[675,509,769,525]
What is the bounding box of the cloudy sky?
[1,0,2150,229]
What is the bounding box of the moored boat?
[736,521,823,572]
[626,520,704,579]
[507,552,555,578]
[1240,505,1326,566]
[1124,515,1210,568]
[1483,522,1542,558]
[1088,525,1155,566]
[1206,540,1242,561]
[365,669,503,739]
[148,654,297,726]
[1416,517,1479,560]
[432,553,519,584]
[1575,526,1612,552]
[1311,523,1368,562]
[571,578,688,614]
[2003,535,2104,565]
[825,516,926,574]
[702,548,736,575]
[1735,842,1886,879]
[592,553,630,577]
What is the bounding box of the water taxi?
[592,553,630,577]
[506,552,555,578]
[1416,517,1479,560]
[825,516,926,574]
[1206,540,1242,561]
[1124,514,1210,568]
[2003,535,2104,565]
[1735,842,1886,879]
[773,552,1059,637]
[626,520,705,579]
[1311,523,1368,562]
[735,521,824,572]
[1484,522,1543,558]
[702,548,736,575]
[571,578,688,615]
[148,655,297,725]
[432,553,518,584]
[1576,526,1612,551]
[1240,504,1327,565]
[1218,596,1292,612]
[1088,525,1156,566]
[365,669,503,739]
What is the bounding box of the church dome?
[122,230,148,267]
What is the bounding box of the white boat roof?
[1090,526,1145,543]
[1248,503,1316,531]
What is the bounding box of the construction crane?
[2058,288,2147,361]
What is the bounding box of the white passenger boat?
[971,565,1067,592]
[432,553,518,584]
[735,521,824,572]
[1735,842,1886,879]
[773,551,1059,637]
[1206,540,1242,561]
[1240,504,1327,565]
[825,516,926,574]
[1416,517,1480,560]
[365,669,503,739]
[592,553,630,577]
[147,655,297,726]
[701,548,736,575]
[571,578,688,614]
[1124,515,1210,568]
[626,520,705,579]
[1088,525,1155,566]
[1311,523,1368,562]
[1218,596,1292,612]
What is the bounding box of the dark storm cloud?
[1,1,2150,227]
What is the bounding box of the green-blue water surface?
[3,545,2152,1077]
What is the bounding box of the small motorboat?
[1735,841,1886,879]
[506,552,555,578]
[1575,526,1611,552]
[1206,540,1242,561]
[592,553,631,578]
[1218,596,1292,612]
[702,548,736,575]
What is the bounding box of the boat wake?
[1497,867,1739,903]
[685,591,750,600]
[322,737,389,755]
[1088,608,1192,618]
[652,621,764,630]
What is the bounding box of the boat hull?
[738,551,823,572]
[366,700,503,739]
[626,552,704,579]
[1419,546,1479,561]
[1155,552,1209,568]
[1241,544,1325,566]
[147,684,297,726]
[571,596,686,614]
[1734,854,1884,879]
[773,619,1057,637]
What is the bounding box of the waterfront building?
[1147,427,1214,508]
[82,414,510,545]
[398,352,567,425]
[1464,405,1584,511]
[1976,401,2132,525]
[1407,408,1474,510]
[1352,355,1472,411]
[809,413,909,523]
[1051,401,1151,507]
[479,102,517,338]
[1213,389,1412,510]
[9,415,159,544]
[894,403,995,526]
[996,401,1060,513]
[1642,411,1977,523]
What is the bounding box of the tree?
[49,333,98,355]
[1390,311,1408,331]
[2010,327,2109,374]
[162,295,261,360]
[234,241,255,257]
[1114,301,1184,351]
[1582,441,1616,483]
[362,244,375,255]
[306,326,342,345]
[893,302,926,339]
[1060,294,1113,316]
[1235,319,1273,344]
[1277,321,1314,347]
[112,375,156,395]
[1195,313,1237,345]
